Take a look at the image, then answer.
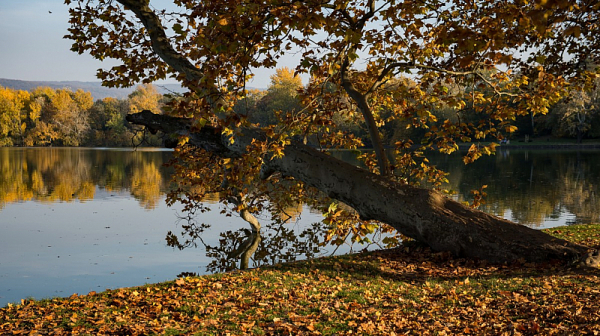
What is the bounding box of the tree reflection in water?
[430,149,600,227]
[167,207,326,274]
[0,148,331,275]
[0,147,171,209]
[3,148,600,274]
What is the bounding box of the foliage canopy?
[64,0,600,246]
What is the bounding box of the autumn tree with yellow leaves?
[65,0,600,265]
[0,84,167,147]
[0,87,29,146]
[252,67,304,126]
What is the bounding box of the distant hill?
[0,78,186,100]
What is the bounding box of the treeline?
[389,75,600,145]
[0,69,303,147]
[236,68,600,147]
[0,84,165,147]
[0,68,307,148]
[2,68,599,148]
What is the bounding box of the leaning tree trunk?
[127,111,599,266]
[114,0,598,266]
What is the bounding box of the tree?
[22,87,55,146]
[562,89,594,143]
[536,75,600,141]
[249,67,303,126]
[232,88,266,119]
[0,86,33,146]
[128,84,163,114]
[65,0,600,265]
[88,97,134,146]
[38,88,93,146]
[558,79,600,143]
[126,84,165,146]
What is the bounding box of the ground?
[2,225,600,335]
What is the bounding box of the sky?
[0,1,115,83]
[0,1,284,88]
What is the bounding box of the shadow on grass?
[269,243,600,286]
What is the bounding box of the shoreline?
[2,224,600,335]
[458,143,600,150]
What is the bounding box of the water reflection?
[323,149,600,226]
[2,147,600,235]
[0,148,337,306]
[0,148,172,209]
[167,213,325,273]
[429,149,600,227]
[2,147,600,306]
[1,147,600,235]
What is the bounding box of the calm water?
[430,149,600,227]
[0,148,332,307]
[334,148,600,227]
[1,147,599,306]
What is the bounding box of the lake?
[1,147,599,306]
[430,148,600,227]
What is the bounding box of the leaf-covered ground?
[2,225,600,335]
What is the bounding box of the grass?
[2,224,600,335]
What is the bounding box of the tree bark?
[127,111,599,266]
[340,56,390,176]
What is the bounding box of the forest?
[1,67,599,148]
[0,83,162,147]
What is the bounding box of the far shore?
[460,142,600,150]
[4,139,600,151]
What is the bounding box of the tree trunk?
[127,111,598,266]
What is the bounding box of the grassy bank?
[2,225,600,335]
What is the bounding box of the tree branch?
[115,0,205,83]
[340,56,391,176]
[126,110,237,157]
[367,61,520,97]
